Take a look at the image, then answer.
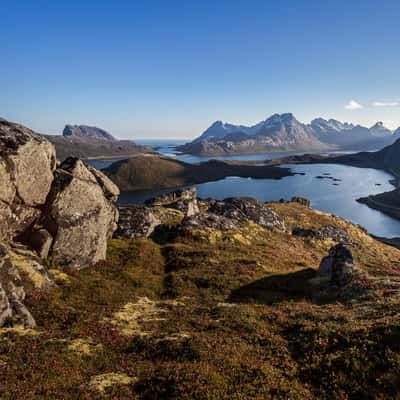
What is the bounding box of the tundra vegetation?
[1,202,400,399]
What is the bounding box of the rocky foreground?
[0,119,119,327]
[1,120,400,399]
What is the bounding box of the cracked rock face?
[0,120,56,240]
[43,158,119,269]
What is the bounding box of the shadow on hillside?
[228,268,318,305]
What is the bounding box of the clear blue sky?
[2,0,400,139]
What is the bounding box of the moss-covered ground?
[1,203,400,399]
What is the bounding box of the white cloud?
[372,101,399,107]
[345,100,363,110]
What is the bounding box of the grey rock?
[181,212,239,231]
[116,206,161,239]
[0,242,54,328]
[292,224,355,246]
[0,120,56,240]
[87,164,120,202]
[145,188,200,217]
[43,158,119,269]
[0,282,11,326]
[318,243,354,287]
[209,197,287,232]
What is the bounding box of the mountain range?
[178,113,395,156]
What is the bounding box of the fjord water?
[118,162,399,238]
[107,140,400,238]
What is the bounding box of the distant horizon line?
[3,112,400,141]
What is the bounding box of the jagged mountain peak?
[369,121,392,137]
[310,118,355,132]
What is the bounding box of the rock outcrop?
[0,120,120,327]
[0,119,56,241]
[116,189,200,240]
[318,244,354,287]
[209,197,287,232]
[0,242,54,327]
[292,225,355,246]
[145,188,200,217]
[181,212,239,231]
[116,206,160,239]
[41,158,119,269]
[115,190,287,239]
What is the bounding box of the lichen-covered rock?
[145,188,199,217]
[0,242,54,327]
[318,243,354,287]
[116,206,160,239]
[43,158,119,269]
[181,212,239,231]
[86,164,120,202]
[209,197,287,232]
[292,224,356,246]
[0,282,11,326]
[0,120,56,240]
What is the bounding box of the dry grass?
[1,204,400,399]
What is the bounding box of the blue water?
[136,139,187,158]
[88,139,400,238]
[137,139,356,164]
[118,163,400,238]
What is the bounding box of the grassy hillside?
[1,203,400,399]
[104,154,294,191]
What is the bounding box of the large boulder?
[318,243,354,287]
[42,158,120,269]
[0,120,56,240]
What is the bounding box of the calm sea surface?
[89,140,400,238]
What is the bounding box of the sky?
[2,0,400,140]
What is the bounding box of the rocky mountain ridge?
[179,113,394,155]
[62,124,117,141]
[40,122,152,160]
